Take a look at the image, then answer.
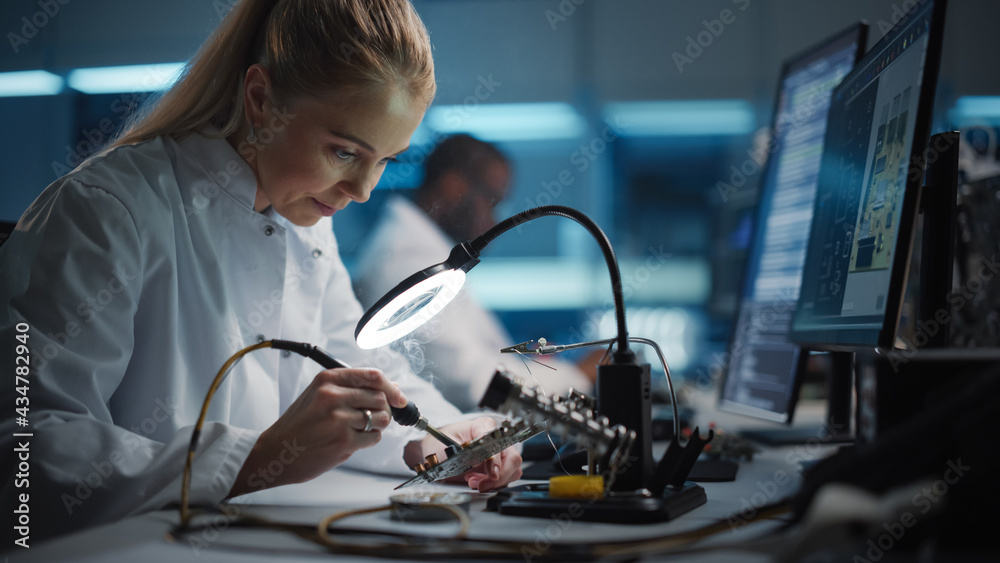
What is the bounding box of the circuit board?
[395,421,543,489]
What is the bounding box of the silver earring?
[247,123,258,144]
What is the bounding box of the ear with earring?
[247,122,258,144]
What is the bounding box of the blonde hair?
[114,0,435,147]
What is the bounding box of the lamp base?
[486,481,706,524]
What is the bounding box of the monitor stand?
[738,351,855,445]
[916,131,959,349]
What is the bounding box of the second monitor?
[718,23,867,434]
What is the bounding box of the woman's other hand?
[404,417,523,492]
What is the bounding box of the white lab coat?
[0,131,462,541]
[355,196,592,412]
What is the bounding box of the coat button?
[312,248,322,258]
[263,225,275,236]
[282,349,292,358]
[256,334,265,343]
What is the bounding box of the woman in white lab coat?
[0,0,520,542]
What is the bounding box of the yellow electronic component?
[548,475,605,499]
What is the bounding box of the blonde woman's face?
[248,86,424,226]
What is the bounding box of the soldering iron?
[270,339,461,450]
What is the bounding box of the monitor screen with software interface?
[792,0,946,349]
[719,24,867,423]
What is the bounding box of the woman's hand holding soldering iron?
[228,367,406,498]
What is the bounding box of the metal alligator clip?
[501,337,616,356]
[499,340,557,370]
[499,340,543,355]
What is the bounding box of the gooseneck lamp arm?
[354,205,632,361]
[468,205,632,360]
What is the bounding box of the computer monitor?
[792,0,947,349]
[719,24,867,424]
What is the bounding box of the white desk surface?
[7,399,841,562]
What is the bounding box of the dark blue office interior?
[2,0,999,560]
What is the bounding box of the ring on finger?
[362,409,374,433]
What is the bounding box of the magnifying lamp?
[355,242,479,351]
[355,205,655,488]
[355,205,633,361]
